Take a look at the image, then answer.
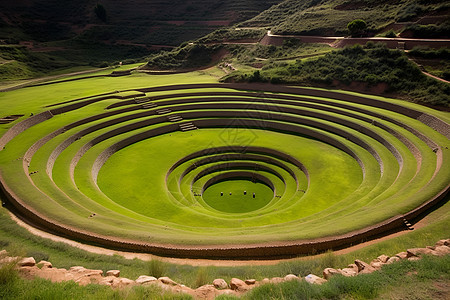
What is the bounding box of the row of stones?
[1,239,448,299]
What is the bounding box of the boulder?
[434,245,450,256]
[435,239,450,247]
[395,252,408,259]
[386,256,400,264]
[340,268,357,277]
[244,279,256,285]
[213,278,228,289]
[346,263,358,273]
[106,270,120,277]
[230,278,249,291]
[304,274,327,285]
[323,268,342,280]
[118,278,135,286]
[69,266,86,272]
[261,278,270,284]
[37,260,52,269]
[195,285,221,299]
[377,255,390,263]
[158,276,177,286]
[355,259,376,274]
[407,248,434,257]
[136,275,157,284]
[18,257,36,267]
[269,277,284,284]
[99,276,116,286]
[370,260,383,269]
[284,274,300,281]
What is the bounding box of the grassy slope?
[241,0,449,35]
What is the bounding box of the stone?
[304,274,327,285]
[18,257,36,267]
[386,256,400,264]
[136,275,157,284]
[395,252,408,259]
[435,239,450,247]
[370,261,383,269]
[37,260,52,269]
[0,249,7,257]
[408,256,421,261]
[195,285,221,299]
[355,259,376,274]
[106,270,120,277]
[346,263,358,273]
[230,278,249,291]
[244,279,256,285]
[99,276,115,286]
[158,276,177,286]
[119,278,135,286]
[340,268,357,277]
[407,248,434,257]
[261,278,270,284]
[284,274,300,281]
[213,278,228,289]
[270,277,284,284]
[323,268,342,280]
[377,255,390,263]
[433,245,450,256]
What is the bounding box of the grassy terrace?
[0,67,449,258]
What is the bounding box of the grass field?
[0,65,448,258]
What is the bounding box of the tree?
[95,3,107,22]
[347,19,367,37]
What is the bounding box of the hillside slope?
[240,0,449,36]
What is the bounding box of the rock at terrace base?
[355,259,376,274]
[136,275,157,284]
[284,274,301,281]
[213,278,228,289]
[106,270,120,277]
[18,257,36,267]
[323,268,342,280]
[158,276,177,286]
[305,274,327,285]
[230,278,249,291]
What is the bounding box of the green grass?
[0,65,448,253]
[202,179,274,213]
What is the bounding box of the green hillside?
[241,0,449,36]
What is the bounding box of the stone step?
[168,115,183,122]
[141,102,157,109]
[403,218,414,230]
[156,108,172,114]
[179,122,198,131]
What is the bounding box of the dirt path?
[8,209,431,267]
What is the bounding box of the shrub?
[147,259,168,278]
[347,19,367,37]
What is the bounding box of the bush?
[147,259,168,278]
[347,19,367,37]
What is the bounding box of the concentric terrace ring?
[0,83,448,259]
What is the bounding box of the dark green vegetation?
[347,19,367,37]
[0,0,282,80]
[408,46,450,80]
[145,44,223,70]
[240,0,449,36]
[223,44,450,107]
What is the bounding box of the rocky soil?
[1,239,449,299]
